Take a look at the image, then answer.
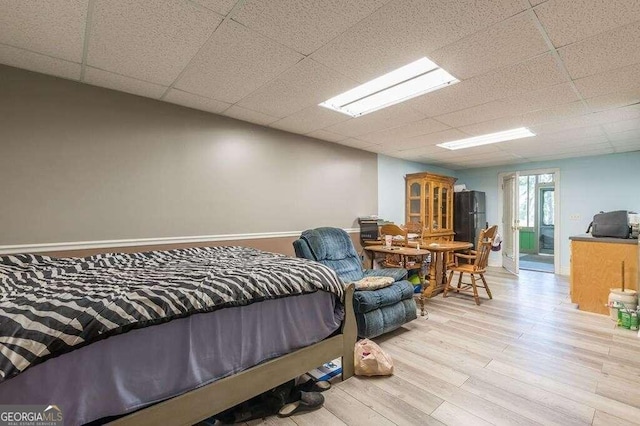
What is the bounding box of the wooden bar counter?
[570,235,639,315]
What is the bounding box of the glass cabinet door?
[408,181,422,223]
[432,185,440,231]
[423,182,431,230]
[441,186,449,230]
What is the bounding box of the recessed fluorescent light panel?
[437,127,536,150]
[319,57,458,117]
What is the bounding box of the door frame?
[536,182,555,255]
[500,172,520,275]
[497,167,561,275]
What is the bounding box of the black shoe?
[277,392,324,417]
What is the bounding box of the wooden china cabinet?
[405,172,457,242]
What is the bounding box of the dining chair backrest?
[380,224,407,247]
[474,225,497,271]
[405,221,425,241]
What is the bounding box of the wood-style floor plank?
[231,269,640,426]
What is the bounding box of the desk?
[364,245,430,315]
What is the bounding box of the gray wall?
[0,65,378,245]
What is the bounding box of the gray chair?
[293,227,417,338]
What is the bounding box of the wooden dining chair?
[379,224,408,267]
[455,225,498,264]
[380,224,408,247]
[404,221,425,243]
[443,226,496,305]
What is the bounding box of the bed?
[0,246,356,425]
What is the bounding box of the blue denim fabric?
[293,227,417,338]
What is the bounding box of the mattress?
[0,290,343,426]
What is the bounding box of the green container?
[631,313,639,331]
[620,310,632,329]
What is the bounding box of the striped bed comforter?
[0,246,344,383]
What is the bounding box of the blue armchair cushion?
[353,280,415,314]
[356,299,417,338]
[294,227,364,282]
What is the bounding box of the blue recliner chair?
[293,227,417,338]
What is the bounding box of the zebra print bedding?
[0,246,345,383]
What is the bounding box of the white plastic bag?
[354,339,394,376]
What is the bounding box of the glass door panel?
[409,199,421,215]
[433,185,440,231]
[409,182,421,197]
[423,182,431,231]
[441,187,448,230]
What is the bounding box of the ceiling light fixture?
[319,57,458,117]
[437,127,536,150]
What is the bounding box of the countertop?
[570,234,639,245]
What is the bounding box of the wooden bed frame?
[104,283,356,426]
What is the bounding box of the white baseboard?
[0,228,360,255]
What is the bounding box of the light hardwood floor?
[247,268,640,426]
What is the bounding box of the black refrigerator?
[454,191,486,248]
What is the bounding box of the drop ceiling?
[1,0,640,170]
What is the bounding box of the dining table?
[364,240,473,316]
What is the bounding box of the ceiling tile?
[613,145,640,154]
[358,119,451,144]
[469,53,567,100]
[269,106,349,134]
[406,78,488,117]
[409,53,566,116]
[387,128,469,151]
[84,67,167,98]
[310,0,526,83]
[535,0,640,48]
[559,21,640,80]
[602,118,640,134]
[0,44,81,80]
[527,117,595,135]
[458,116,526,136]
[501,82,580,114]
[0,0,87,62]
[435,101,513,128]
[500,134,608,154]
[522,101,590,126]
[306,129,348,143]
[574,62,640,99]
[361,144,401,155]
[586,90,640,112]
[190,0,237,15]
[590,104,640,124]
[163,89,230,114]
[528,125,606,142]
[236,58,358,118]
[88,0,223,85]
[525,145,614,161]
[324,104,425,138]
[335,138,376,149]
[430,12,548,80]
[611,138,640,148]
[233,0,389,55]
[607,128,640,142]
[174,20,302,104]
[222,105,280,126]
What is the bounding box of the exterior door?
[538,185,555,255]
[502,172,519,274]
